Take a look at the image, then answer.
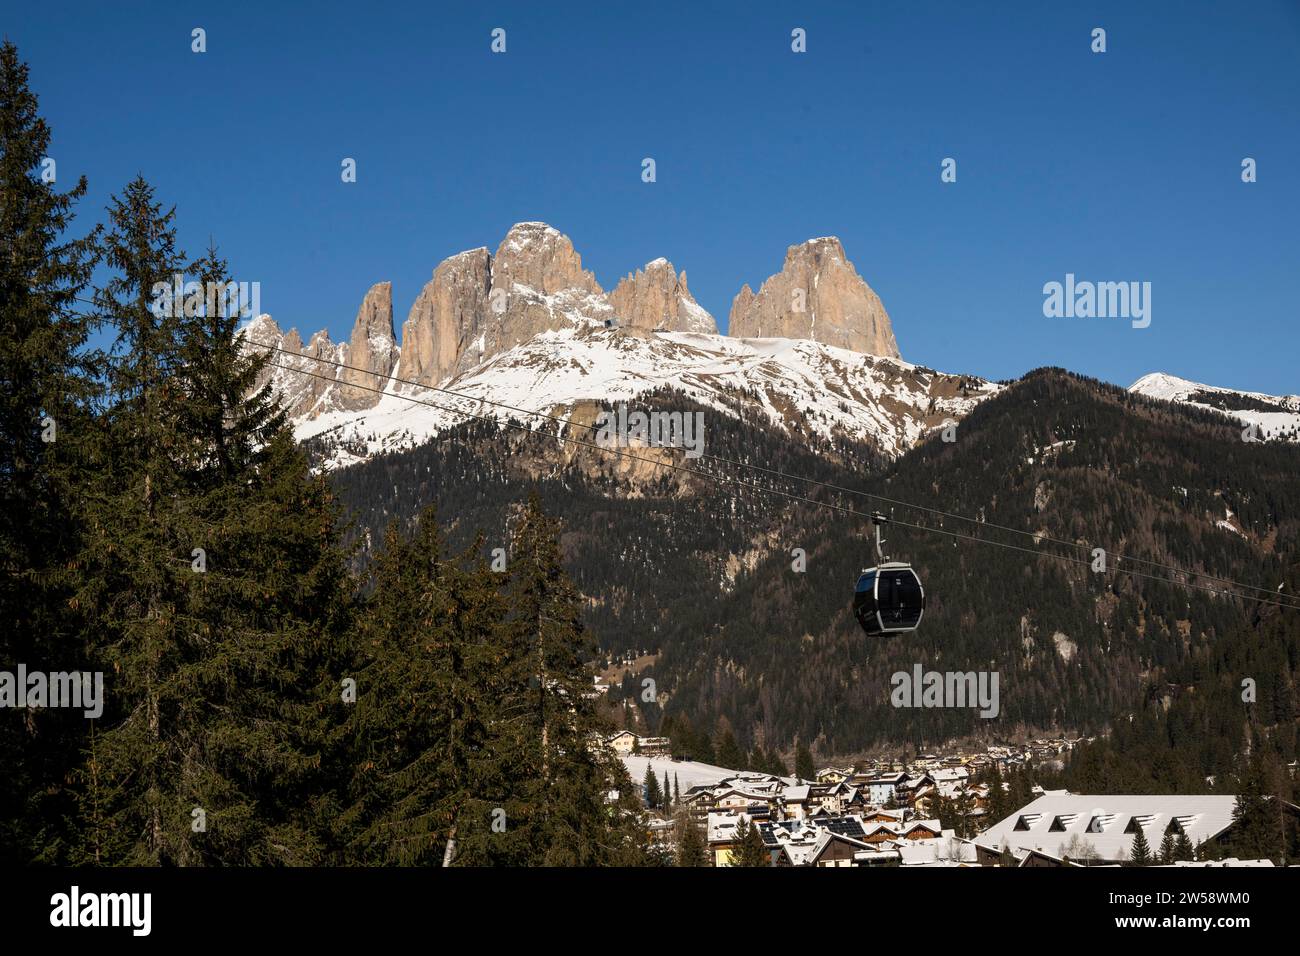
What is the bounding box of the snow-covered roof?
[894,831,978,865]
[979,793,1239,861]
[1169,858,1275,867]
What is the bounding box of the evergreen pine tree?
[340,512,498,865]
[71,176,191,865]
[473,495,644,865]
[1129,827,1152,866]
[733,816,769,867]
[675,810,707,867]
[766,748,789,777]
[986,764,1009,822]
[643,765,661,809]
[715,728,746,770]
[0,39,101,863]
[954,789,976,839]
[73,199,351,864]
[1157,830,1176,865]
[1228,748,1284,863]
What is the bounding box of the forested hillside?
[327,368,1300,757]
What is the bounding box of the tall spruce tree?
[643,764,661,809]
[73,199,351,864]
[1228,747,1285,863]
[71,176,190,865]
[1157,830,1176,865]
[460,496,647,865]
[733,816,769,867]
[1129,826,1152,866]
[340,512,499,865]
[715,728,746,771]
[675,810,707,867]
[0,39,100,863]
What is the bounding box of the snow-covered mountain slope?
[277,325,998,471]
[1130,372,1300,442]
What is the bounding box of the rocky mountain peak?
[788,235,846,266]
[729,237,900,359]
[240,313,283,347]
[493,221,601,297]
[609,258,717,333]
[338,281,399,410]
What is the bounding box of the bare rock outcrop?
[238,316,347,419]
[728,237,899,358]
[398,247,492,387]
[474,222,611,369]
[608,258,717,333]
[397,222,611,387]
[337,281,399,409]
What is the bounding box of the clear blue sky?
[9,1,1299,393]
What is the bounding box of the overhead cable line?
[261,356,1300,611]
[253,335,1297,604]
[63,296,1297,608]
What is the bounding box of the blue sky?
[10,0,1299,393]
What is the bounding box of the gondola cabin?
[854,562,925,636]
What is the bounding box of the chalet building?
[1018,848,1084,868]
[862,823,901,845]
[816,767,853,784]
[971,841,1007,867]
[857,772,907,805]
[899,819,943,840]
[860,818,943,844]
[931,767,971,798]
[706,812,743,866]
[860,808,906,827]
[773,829,876,867]
[807,781,855,815]
[606,730,670,755]
[780,784,811,820]
[607,730,639,754]
[979,792,1300,865]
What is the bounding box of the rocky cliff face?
[475,222,612,371]
[608,258,717,333]
[728,237,900,359]
[395,223,612,390]
[242,224,907,423]
[241,314,348,419]
[240,282,399,418]
[398,247,492,388]
[338,281,399,409]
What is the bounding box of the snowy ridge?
[1130,372,1300,442]
[289,325,999,471]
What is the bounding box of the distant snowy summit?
[239,223,988,470]
[1130,372,1300,442]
